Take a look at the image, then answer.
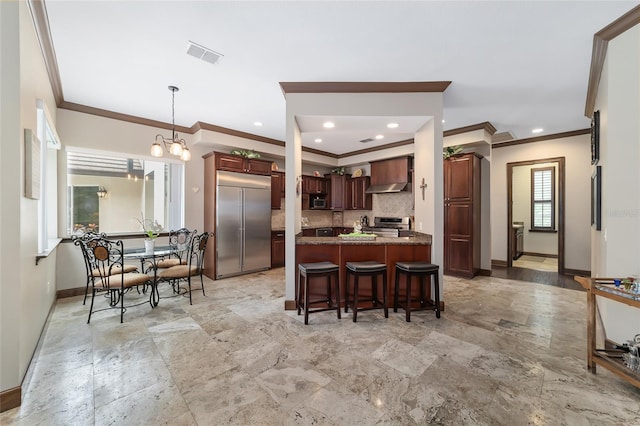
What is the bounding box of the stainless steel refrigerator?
[216,170,271,279]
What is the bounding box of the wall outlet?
[47,281,51,293]
[419,222,423,230]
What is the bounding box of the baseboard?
[563,268,590,277]
[522,252,559,259]
[0,386,21,413]
[56,286,85,299]
[477,269,492,276]
[492,259,508,267]
[284,300,296,310]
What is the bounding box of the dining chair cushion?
[91,264,137,277]
[155,258,181,268]
[158,265,199,279]
[97,272,152,289]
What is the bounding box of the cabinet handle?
[276,233,284,237]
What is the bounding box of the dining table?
[123,245,175,306]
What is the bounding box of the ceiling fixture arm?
[150,85,191,161]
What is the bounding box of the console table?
[575,276,640,388]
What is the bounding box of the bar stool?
[394,262,440,321]
[344,261,388,322]
[297,262,341,325]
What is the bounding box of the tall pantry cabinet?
[444,153,481,278]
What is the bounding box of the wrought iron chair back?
[85,236,154,323]
[158,231,212,304]
[155,228,197,269]
[72,231,106,305]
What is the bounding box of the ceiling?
[42,0,639,156]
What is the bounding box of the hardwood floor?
[489,265,584,291]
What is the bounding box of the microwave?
[311,196,326,209]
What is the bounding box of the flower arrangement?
[230,149,261,159]
[331,167,345,175]
[443,145,464,159]
[136,213,162,240]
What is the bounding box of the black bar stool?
[394,262,440,322]
[344,261,388,322]
[297,262,341,325]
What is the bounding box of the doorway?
[507,157,565,275]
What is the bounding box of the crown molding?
[59,101,192,133]
[492,128,589,149]
[339,139,414,158]
[279,81,452,95]
[192,122,285,147]
[27,0,63,106]
[444,121,497,137]
[585,5,640,118]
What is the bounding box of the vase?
[144,239,155,254]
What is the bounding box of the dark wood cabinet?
[271,171,285,209]
[512,226,524,260]
[346,176,372,210]
[215,152,271,175]
[302,175,327,194]
[271,230,285,267]
[370,156,413,187]
[327,174,346,210]
[444,153,481,278]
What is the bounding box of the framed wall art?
[591,110,600,165]
[591,165,601,231]
[24,128,41,200]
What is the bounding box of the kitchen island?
[293,233,439,312]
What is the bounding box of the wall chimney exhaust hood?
[365,182,409,194]
[366,156,413,194]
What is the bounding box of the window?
[531,167,555,230]
[66,151,184,236]
[36,100,61,253]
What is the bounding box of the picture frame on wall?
[591,165,602,231]
[591,110,600,165]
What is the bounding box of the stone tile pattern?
[2,270,639,425]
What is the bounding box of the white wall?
[512,162,558,255]
[1,1,59,395]
[592,24,640,343]
[491,134,592,271]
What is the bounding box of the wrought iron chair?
[73,232,138,305]
[85,236,155,323]
[157,232,211,305]
[155,228,196,269]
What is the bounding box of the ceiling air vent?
[359,138,374,143]
[186,40,223,65]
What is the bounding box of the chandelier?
[150,85,191,161]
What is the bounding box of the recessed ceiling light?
[375,134,384,140]
[323,121,335,129]
[387,122,399,129]
[314,138,322,143]
[532,128,544,134]
[253,121,263,127]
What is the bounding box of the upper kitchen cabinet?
[215,152,271,175]
[271,171,285,209]
[367,156,413,193]
[326,174,346,210]
[444,153,481,278]
[302,175,328,194]
[346,176,372,210]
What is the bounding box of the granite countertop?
[296,232,432,245]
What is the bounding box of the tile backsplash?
[271,192,415,229]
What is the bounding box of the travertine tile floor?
[2,269,639,425]
[513,255,558,272]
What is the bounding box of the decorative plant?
[331,167,345,175]
[443,145,464,159]
[230,149,261,159]
[136,213,162,240]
